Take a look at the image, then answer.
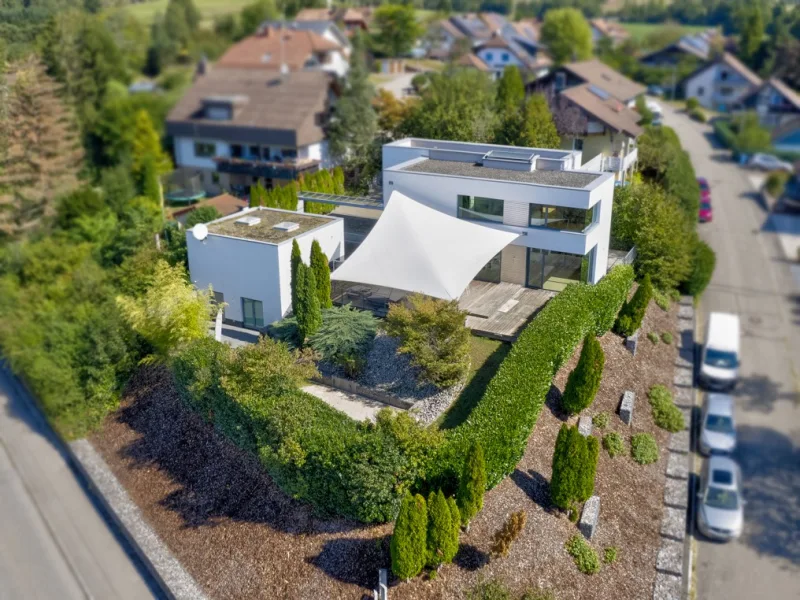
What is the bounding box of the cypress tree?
[320,169,334,193]
[391,493,427,580]
[579,435,600,502]
[456,441,486,528]
[614,275,653,336]
[551,425,599,510]
[310,240,332,309]
[444,496,461,564]
[550,423,571,510]
[287,181,299,211]
[561,334,605,414]
[333,166,345,195]
[296,263,322,342]
[290,240,301,312]
[426,490,452,569]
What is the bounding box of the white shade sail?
[331,191,520,300]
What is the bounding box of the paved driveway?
[661,104,800,599]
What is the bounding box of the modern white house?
[186,207,345,329]
[374,139,615,292]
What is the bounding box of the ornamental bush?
[426,490,457,569]
[561,334,605,415]
[308,305,377,376]
[592,412,609,429]
[391,493,427,580]
[631,433,659,465]
[602,432,625,458]
[550,424,599,510]
[457,441,486,527]
[681,239,716,297]
[686,97,699,111]
[490,510,527,558]
[566,534,600,575]
[648,384,685,433]
[614,275,653,337]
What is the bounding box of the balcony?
[602,147,638,173]
[214,156,320,180]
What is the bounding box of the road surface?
[0,366,159,599]
[661,104,800,599]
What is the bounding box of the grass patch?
[602,432,625,458]
[438,336,510,429]
[106,0,255,28]
[603,546,619,564]
[661,332,673,344]
[647,331,659,344]
[631,433,659,465]
[620,22,709,42]
[565,534,600,574]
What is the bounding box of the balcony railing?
[602,147,638,173]
[214,156,320,180]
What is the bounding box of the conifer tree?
[550,424,599,510]
[131,110,172,181]
[290,240,301,311]
[456,441,486,528]
[296,262,321,343]
[561,334,605,414]
[550,424,575,511]
[426,490,453,569]
[333,166,345,195]
[140,155,162,205]
[444,496,461,564]
[310,239,332,309]
[580,435,600,502]
[390,493,427,580]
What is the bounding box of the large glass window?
[242,298,264,329]
[527,249,586,291]
[458,195,504,224]
[529,203,596,232]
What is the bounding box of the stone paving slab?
[673,386,694,408]
[678,304,694,319]
[664,477,688,508]
[668,429,691,453]
[666,452,689,479]
[656,539,684,576]
[673,367,693,387]
[660,506,687,541]
[653,572,682,600]
[675,350,693,368]
[678,406,692,425]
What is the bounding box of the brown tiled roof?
[561,83,644,138]
[476,34,512,50]
[719,52,762,87]
[216,27,341,71]
[590,18,630,41]
[166,70,332,147]
[294,8,331,21]
[563,59,646,102]
[457,53,491,72]
[170,194,249,220]
[296,7,369,25]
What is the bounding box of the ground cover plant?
[565,534,600,575]
[592,412,609,429]
[647,384,685,433]
[630,433,659,465]
[602,432,625,458]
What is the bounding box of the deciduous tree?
[496,66,525,113]
[372,4,422,58]
[540,9,592,65]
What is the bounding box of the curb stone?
[653,572,683,600]
[656,539,684,576]
[71,440,207,600]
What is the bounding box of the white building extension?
[186,207,344,329]
[382,139,615,291]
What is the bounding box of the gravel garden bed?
[90,301,678,600]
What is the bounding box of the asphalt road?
[661,104,800,599]
[0,366,159,599]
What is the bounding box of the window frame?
[194,141,216,158]
[457,194,504,224]
[242,297,265,329]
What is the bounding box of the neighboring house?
[216,24,349,77]
[169,193,249,225]
[456,52,492,73]
[262,19,351,55]
[186,207,345,329]
[590,19,630,46]
[533,60,646,182]
[473,32,551,80]
[739,77,800,129]
[381,138,615,290]
[770,118,800,153]
[165,69,336,194]
[295,7,371,34]
[640,30,718,67]
[684,52,762,111]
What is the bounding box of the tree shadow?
[453,543,490,571]
[511,468,553,511]
[732,373,799,414]
[439,341,510,430]
[735,425,800,565]
[114,367,367,536]
[306,536,390,588]
[702,130,727,151]
[545,384,569,422]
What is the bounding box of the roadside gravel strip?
[70,439,208,600]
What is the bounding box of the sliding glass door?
[242,297,264,329]
[527,249,585,291]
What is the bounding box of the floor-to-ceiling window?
[529,203,596,231]
[457,195,504,223]
[527,249,586,291]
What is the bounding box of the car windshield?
[698,182,709,191]
[706,414,734,433]
[705,348,738,369]
[701,202,711,209]
[705,486,739,510]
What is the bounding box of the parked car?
[647,85,664,97]
[699,393,736,455]
[698,178,712,222]
[696,455,745,541]
[699,312,740,391]
[780,174,800,213]
[747,153,794,173]
[646,99,663,119]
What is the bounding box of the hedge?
[681,239,715,297]
[433,265,634,490]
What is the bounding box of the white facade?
[382,139,615,287]
[685,62,760,111]
[186,207,345,328]
[475,47,525,74]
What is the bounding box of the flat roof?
[399,158,601,189]
[206,207,335,244]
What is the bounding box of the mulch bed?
[90,301,679,600]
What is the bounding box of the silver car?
[748,152,794,173]
[696,456,744,541]
[699,393,736,456]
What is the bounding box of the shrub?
[310,239,332,309]
[765,171,789,198]
[391,493,427,580]
[631,433,659,465]
[614,275,653,337]
[653,288,671,311]
[561,334,605,415]
[713,119,736,150]
[592,412,609,429]
[446,496,461,562]
[185,205,222,228]
[308,305,377,376]
[385,294,470,388]
[602,432,625,458]
[466,579,513,600]
[565,534,600,575]
[457,442,486,527]
[689,107,706,123]
[435,266,633,491]
[603,546,619,564]
[521,589,557,600]
[426,490,457,568]
[490,510,527,558]
[647,331,659,344]
[733,112,772,156]
[686,97,699,111]
[661,332,673,344]
[681,238,716,297]
[550,424,599,510]
[648,384,685,432]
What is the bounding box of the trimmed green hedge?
[681,239,716,297]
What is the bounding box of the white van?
[699,312,740,391]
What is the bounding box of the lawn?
[620,21,709,42]
[438,336,510,430]
[108,0,254,27]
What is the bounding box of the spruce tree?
[310,239,332,309]
[561,334,605,414]
[390,493,427,580]
[290,240,301,312]
[456,442,486,528]
[426,490,452,569]
[444,496,461,564]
